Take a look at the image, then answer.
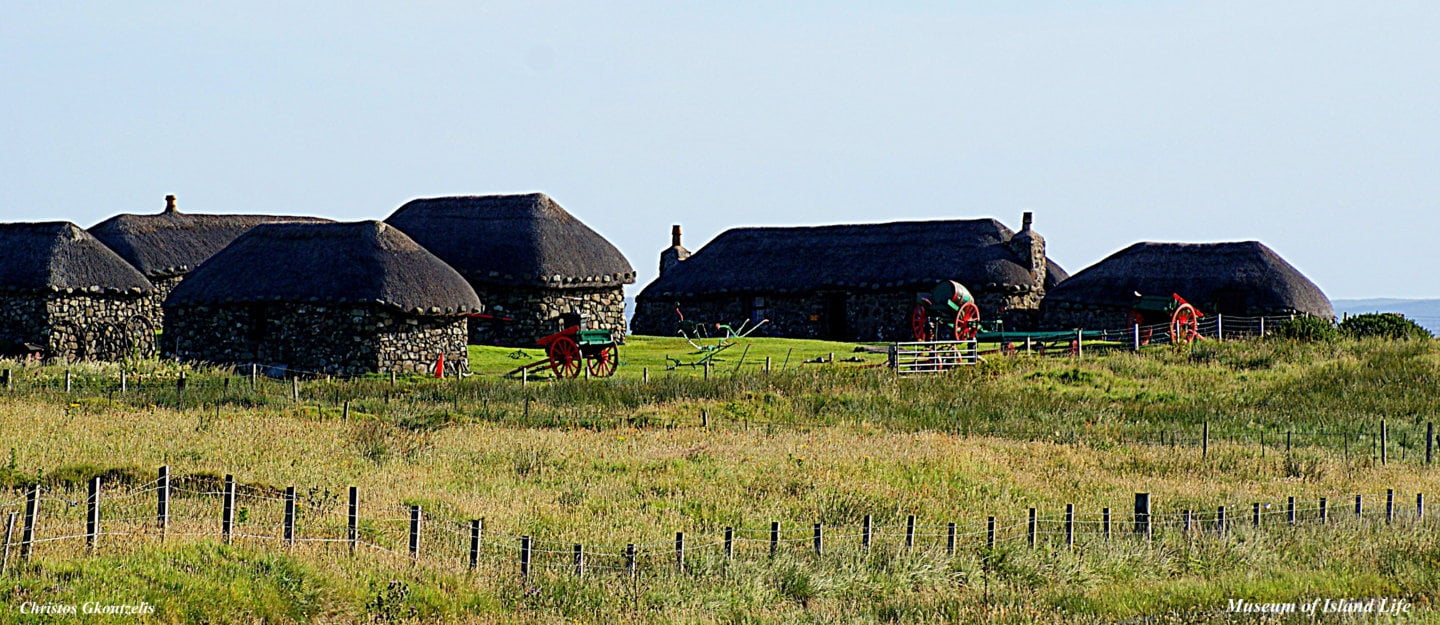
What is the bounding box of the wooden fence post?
[770,521,780,557]
[291,377,299,402]
[1103,508,1111,540]
[157,465,169,542]
[1381,421,1388,465]
[86,477,100,552]
[1387,489,1395,524]
[520,536,531,578]
[764,356,772,374]
[1134,493,1151,538]
[1355,494,1363,519]
[65,369,72,393]
[862,515,872,551]
[469,520,482,570]
[0,369,9,390]
[986,516,996,550]
[1427,422,1435,466]
[642,367,649,384]
[283,486,296,546]
[573,544,585,577]
[625,544,636,577]
[1217,506,1226,535]
[946,522,956,555]
[1252,503,1260,527]
[251,364,257,390]
[21,485,38,561]
[1202,422,1209,459]
[675,532,685,573]
[1027,508,1037,547]
[1419,494,1426,521]
[814,523,824,556]
[1065,504,1074,548]
[347,486,359,555]
[223,475,236,544]
[1287,497,1296,526]
[1320,497,1328,524]
[1184,509,1192,534]
[1,512,16,574]
[724,527,734,560]
[409,505,421,560]
[120,370,127,394]
[906,515,916,551]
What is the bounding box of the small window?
[749,296,769,325]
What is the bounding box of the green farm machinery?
[909,280,982,341]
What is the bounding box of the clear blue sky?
[3,2,1437,300]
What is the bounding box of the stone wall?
[633,287,1046,342]
[147,275,183,326]
[0,292,156,362]
[470,286,626,347]
[164,303,467,376]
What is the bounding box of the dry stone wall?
[0,292,156,362]
[470,286,626,346]
[164,303,467,376]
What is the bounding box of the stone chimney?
[164,194,178,214]
[659,224,690,275]
[1007,212,1046,287]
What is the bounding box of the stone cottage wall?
[165,303,467,376]
[469,286,626,347]
[0,292,156,362]
[634,286,1046,342]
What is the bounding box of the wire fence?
[1,467,1432,583]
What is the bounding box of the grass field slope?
[1,335,1439,623]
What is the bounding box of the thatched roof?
[90,196,331,278]
[0,222,154,295]
[385,193,635,289]
[166,221,482,315]
[637,219,1067,299]
[1043,241,1333,317]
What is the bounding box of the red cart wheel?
[953,302,980,341]
[910,301,931,342]
[587,346,619,377]
[1170,303,1200,344]
[547,335,583,378]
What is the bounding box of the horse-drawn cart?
[507,313,620,379]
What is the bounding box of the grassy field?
[1,336,1439,623]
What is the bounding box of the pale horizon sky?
[3,2,1437,300]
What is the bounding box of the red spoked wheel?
[547,335,583,378]
[910,302,932,342]
[1170,303,1200,344]
[954,302,980,341]
[587,346,618,378]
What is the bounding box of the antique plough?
[665,318,769,370]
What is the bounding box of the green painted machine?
[910,280,981,341]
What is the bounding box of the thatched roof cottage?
[163,221,481,376]
[385,193,635,346]
[632,213,1068,341]
[89,195,331,321]
[0,222,157,362]
[1040,241,1334,330]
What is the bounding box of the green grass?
[468,334,886,380]
[1,335,1440,623]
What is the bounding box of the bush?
[1338,313,1433,340]
[1268,316,1338,342]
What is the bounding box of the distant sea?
[1332,299,1440,335]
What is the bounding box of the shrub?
[1339,313,1432,340]
[1268,316,1338,342]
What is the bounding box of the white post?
[1259,317,1266,337]
[1076,329,1083,358]
[1216,314,1224,341]
[1133,324,1141,351]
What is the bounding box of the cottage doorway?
[822,293,848,340]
